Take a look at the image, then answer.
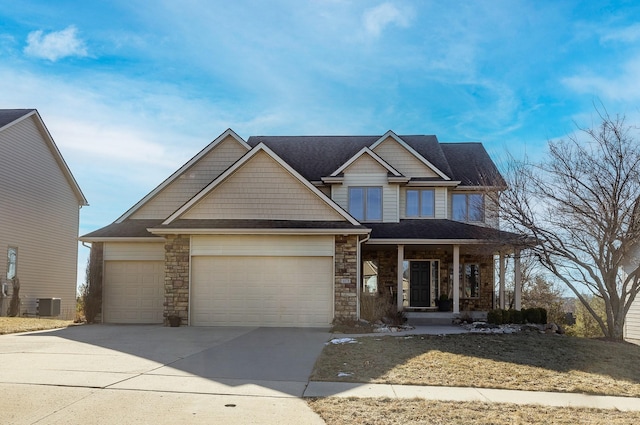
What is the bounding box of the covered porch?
[360,220,526,322]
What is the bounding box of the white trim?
[329,147,403,177]
[163,143,363,226]
[455,185,505,191]
[367,238,503,245]
[116,129,250,223]
[407,180,461,187]
[148,227,371,236]
[369,130,451,180]
[78,237,165,243]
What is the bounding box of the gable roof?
[369,130,450,180]
[116,128,249,222]
[164,143,363,226]
[0,109,88,206]
[329,147,403,177]
[0,109,35,129]
[246,134,503,185]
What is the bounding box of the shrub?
[487,309,503,325]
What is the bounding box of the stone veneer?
[334,235,359,321]
[164,235,190,324]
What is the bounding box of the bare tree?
[498,108,640,340]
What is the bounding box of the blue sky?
[1,1,640,285]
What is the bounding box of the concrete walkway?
[303,382,640,411]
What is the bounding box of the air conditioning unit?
[37,298,61,317]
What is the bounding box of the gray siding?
[0,116,80,318]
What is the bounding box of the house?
[623,249,640,343]
[80,129,525,326]
[0,109,88,318]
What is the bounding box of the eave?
[147,227,371,236]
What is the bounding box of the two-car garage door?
[103,236,334,327]
[190,235,334,327]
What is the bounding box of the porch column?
[453,245,460,314]
[499,252,506,309]
[397,244,404,313]
[514,248,522,310]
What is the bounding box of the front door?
[410,261,432,307]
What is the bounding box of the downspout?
[356,233,371,321]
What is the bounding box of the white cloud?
[24,25,88,61]
[562,56,640,102]
[600,23,640,43]
[362,3,411,38]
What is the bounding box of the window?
[406,189,435,217]
[7,247,17,280]
[461,263,480,298]
[362,260,378,294]
[452,193,484,222]
[349,187,382,221]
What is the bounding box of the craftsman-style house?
[81,130,524,326]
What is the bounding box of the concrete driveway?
[0,325,329,424]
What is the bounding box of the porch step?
[405,312,454,326]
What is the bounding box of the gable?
[0,115,81,209]
[181,150,346,221]
[129,134,249,219]
[343,152,394,175]
[372,136,440,178]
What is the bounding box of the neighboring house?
[0,109,88,318]
[81,129,524,327]
[623,248,640,343]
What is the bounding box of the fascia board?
[148,227,371,236]
[329,147,403,177]
[407,180,461,187]
[116,128,249,223]
[455,185,507,191]
[78,237,165,243]
[367,238,503,245]
[370,130,451,181]
[164,142,363,226]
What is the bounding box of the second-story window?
[406,189,435,217]
[452,193,484,222]
[349,187,382,221]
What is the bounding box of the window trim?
[348,186,383,222]
[406,189,435,218]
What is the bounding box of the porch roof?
[364,219,526,245]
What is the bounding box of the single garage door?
[103,261,165,324]
[191,256,333,327]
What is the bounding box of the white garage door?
[191,256,333,327]
[103,261,165,324]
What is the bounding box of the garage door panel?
[192,256,332,327]
[104,261,164,324]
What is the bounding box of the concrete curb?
[303,382,640,411]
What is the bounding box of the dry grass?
[308,398,640,425]
[311,332,640,397]
[0,317,75,335]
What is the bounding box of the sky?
[1,0,640,287]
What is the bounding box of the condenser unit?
[37,298,61,316]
